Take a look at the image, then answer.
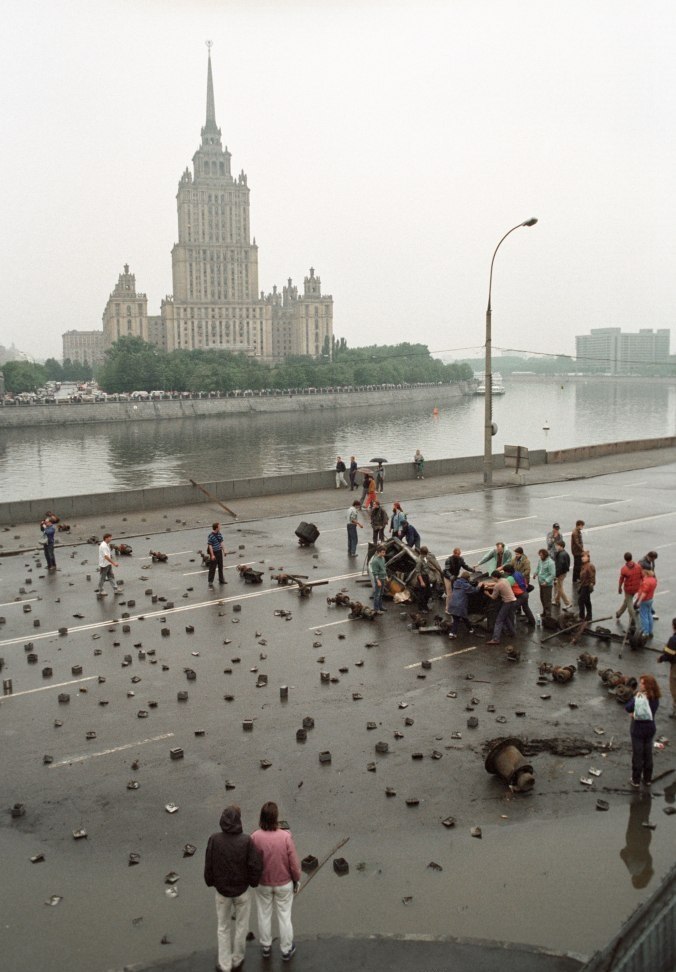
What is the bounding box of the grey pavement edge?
[116,934,585,972]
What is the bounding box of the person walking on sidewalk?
[657,618,676,719]
[616,552,642,626]
[533,548,555,617]
[349,456,358,491]
[335,456,348,489]
[251,802,301,963]
[204,805,263,972]
[635,569,657,637]
[375,462,385,493]
[571,519,585,585]
[96,533,120,595]
[577,551,596,623]
[347,501,363,557]
[553,540,572,608]
[207,522,227,590]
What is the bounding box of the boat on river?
[473,372,506,395]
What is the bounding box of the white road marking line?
[307,617,354,630]
[405,645,480,669]
[539,493,572,500]
[0,676,97,702]
[183,561,254,576]
[0,598,39,609]
[654,590,670,598]
[654,542,676,550]
[48,732,175,768]
[598,499,633,507]
[136,549,195,560]
[622,482,647,488]
[494,515,537,525]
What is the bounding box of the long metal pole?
[483,219,538,487]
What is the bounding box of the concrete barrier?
[0,437,670,525]
[547,436,676,464]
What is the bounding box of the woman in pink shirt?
[251,802,301,962]
[635,570,657,637]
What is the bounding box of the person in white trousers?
[251,801,302,962]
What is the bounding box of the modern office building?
[575,327,670,374]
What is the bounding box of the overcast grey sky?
[2,0,674,363]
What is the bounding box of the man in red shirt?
[616,552,642,625]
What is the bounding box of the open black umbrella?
[370,457,388,464]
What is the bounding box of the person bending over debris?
[484,571,517,645]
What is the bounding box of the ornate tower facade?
[162,50,273,358]
[102,264,150,349]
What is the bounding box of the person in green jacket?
[533,548,556,617]
[474,541,513,576]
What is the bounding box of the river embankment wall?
[2,436,674,526]
[0,382,470,429]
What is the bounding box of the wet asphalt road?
[1,458,675,972]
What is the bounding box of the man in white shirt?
[96,533,120,595]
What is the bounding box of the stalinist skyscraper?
[99,47,333,363]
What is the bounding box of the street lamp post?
[483,218,538,487]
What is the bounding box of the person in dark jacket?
[553,540,572,608]
[370,499,389,544]
[205,805,263,972]
[398,518,421,551]
[625,675,660,787]
[446,571,479,638]
[657,618,676,719]
[442,548,472,599]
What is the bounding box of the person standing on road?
[96,533,120,595]
[446,571,478,638]
[546,523,563,559]
[370,498,388,544]
[635,569,657,637]
[657,618,676,719]
[533,548,555,617]
[207,522,227,590]
[369,545,388,614]
[389,501,406,536]
[616,552,642,625]
[571,519,585,585]
[474,541,513,576]
[251,802,301,963]
[577,551,596,623]
[364,474,377,510]
[502,563,535,626]
[204,805,263,972]
[625,675,660,788]
[347,501,363,557]
[442,547,472,600]
[41,516,57,571]
[553,540,572,608]
[639,551,659,620]
[359,472,372,506]
[512,546,531,584]
[484,571,517,645]
[349,456,358,491]
[335,456,348,489]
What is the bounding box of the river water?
[1,377,674,501]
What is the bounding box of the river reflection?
[1,378,674,500]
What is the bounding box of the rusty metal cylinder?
[485,738,535,792]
